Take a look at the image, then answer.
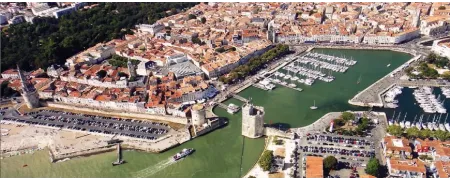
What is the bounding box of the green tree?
[341,112,355,121]
[258,150,273,171]
[201,17,206,24]
[419,129,432,139]
[1,2,199,72]
[215,47,226,53]
[192,37,202,45]
[188,14,197,20]
[1,81,18,98]
[365,158,381,177]
[96,70,107,78]
[387,125,403,137]
[323,156,337,171]
[406,127,420,139]
[433,130,449,141]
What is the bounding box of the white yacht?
[405,121,411,129]
[387,64,391,67]
[400,121,405,128]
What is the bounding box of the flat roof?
[305,156,323,178]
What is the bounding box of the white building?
[53,6,76,19]
[136,23,165,36]
[362,29,420,44]
[420,17,450,36]
[46,64,64,78]
[432,38,450,59]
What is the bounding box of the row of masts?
[389,110,450,132]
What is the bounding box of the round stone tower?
[191,104,206,126]
[242,103,265,138]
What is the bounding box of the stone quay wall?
[264,127,294,139]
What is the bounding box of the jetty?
[112,143,125,166]
[349,55,421,107]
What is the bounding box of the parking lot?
[294,132,378,178]
[2,109,171,140]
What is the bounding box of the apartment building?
[382,136,413,159]
[432,38,450,59]
[386,158,426,178]
[66,43,116,67]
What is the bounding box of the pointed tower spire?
[17,64,30,92]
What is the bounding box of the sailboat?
[445,113,450,132]
[427,115,435,130]
[406,115,415,129]
[423,115,430,130]
[439,113,447,131]
[416,115,423,130]
[400,112,407,128]
[310,100,318,110]
[387,64,391,67]
[357,74,362,84]
[389,111,396,126]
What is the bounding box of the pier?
[230,94,250,103]
[349,55,422,107]
[397,79,450,87]
[112,143,125,166]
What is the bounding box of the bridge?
[229,94,250,103]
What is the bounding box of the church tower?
[127,58,137,79]
[17,65,40,109]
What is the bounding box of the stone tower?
[17,64,40,109]
[412,9,421,28]
[191,104,206,126]
[127,58,137,79]
[242,103,265,138]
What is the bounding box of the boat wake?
[133,158,181,178]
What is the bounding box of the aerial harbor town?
[1,1,450,178]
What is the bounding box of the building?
[386,158,426,178]
[420,16,450,36]
[414,139,450,161]
[53,6,76,19]
[432,161,450,178]
[47,64,64,78]
[0,14,7,24]
[305,156,324,178]
[127,59,137,78]
[191,103,206,126]
[17,65,40,109]
[382,136,413,159]
[136,23,165,36]
[66,43,115,67]
[1,69,20,79]
[241,103,264,138]
[432,38,450,59]
[8,15,24,25]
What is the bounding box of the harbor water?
[0,49,412,178]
